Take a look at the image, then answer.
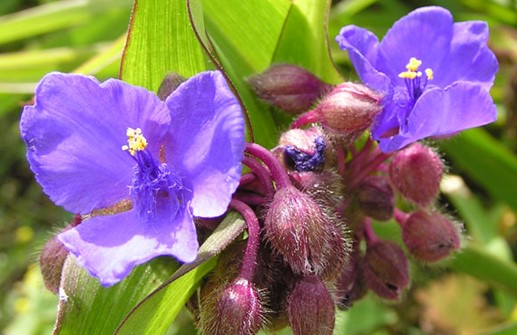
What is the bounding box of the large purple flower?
[336,6,498,152]
[20,71,245,286]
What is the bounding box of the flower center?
[122,127,189,224]
[398,57,433,102]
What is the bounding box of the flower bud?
[248,64,332,114]
[364,240,409,300]
[335,237,367,309]
[402,210,461,262]
[389,143,443,207]
[157,72,186,100]
[200,278,264,335]
[356,176,395,221]
[275,127,328,172]
[314,82,382,139]
[40,215,81,293]
[264,186,339,275]
[287,275,335,335]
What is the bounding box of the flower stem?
[290,109,320,129]
[245,142,291,189]
[242,156,274,196]
[393,208,409,226]
[230,198,260,281]
[363,218,379,244]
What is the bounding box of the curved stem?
[245,142,291,189]
[230,198,261,281]
[393,208,409,227]
[290,109,320,129]
[242,156,274,196]
[363,217,379,244]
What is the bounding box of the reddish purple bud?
[287,275,335,335]
[389,143,443,207]
[402,210,461,262]
[39,215,81,293]
[335,238,367,309]
[264,186,341,275]
[364,240,409,300]
[314,82,382,138]
[249,64,332,114]
[201,278,264,335]
[356,176,395,221]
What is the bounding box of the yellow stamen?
[399,71,418,79]
[425,68,434,80]
[406,57,422,72]
[122,127,148,155]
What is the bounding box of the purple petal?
[434,21,498,89]
[336,25,392,95]
[378,82,497,152]
[58,207,198,286]
[377,7,453,82]
[20,73,170,214]
[164,71,245,218]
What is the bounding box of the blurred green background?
[1,0,517,334]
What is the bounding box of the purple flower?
[20,71,245,286]
[336,6,498,152]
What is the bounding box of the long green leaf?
[120,0,207,91]
[115,211,246,335]
[54,256,180,335]
[272,0,342,84]
[439,128,517,213]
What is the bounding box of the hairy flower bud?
[200,278,264,335]
[364,239,409,300]
[335,238,367,309]
[287,275,335,335]
[402,210,461,262]
[275,127,328,172]
[389,143,443,207]
[314,82,382,138]
[40,215,81,293]
[249,64,332,114]
[356,176,395,221]
[264,186,340,275]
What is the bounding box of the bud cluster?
[39,65,464,335]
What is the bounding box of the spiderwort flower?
[20,71,245,286]
[336,6,498,152]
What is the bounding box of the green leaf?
[202,0,292,147]
[450,246,517,296]
[272,0,342,84]
[115,211,246,335]
[120,0,207,91]
[54,256,180,335]
[439,128,517,213]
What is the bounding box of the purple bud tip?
[364,239,409,300]
[202,278,264,335]
[287,275,335,335]
[356,175,395,221]
[314,82,382,137]
[249,64,332,115]
[389,143,443,207]
[402,210,461,262]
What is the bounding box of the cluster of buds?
[192,64,462,335]
[38,65,463,335]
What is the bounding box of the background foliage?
[1,0,517,334]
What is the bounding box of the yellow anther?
[399,71,418,80]
[425,68,434,80]
[406,57,422,72]
[122,127,148,156]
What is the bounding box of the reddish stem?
[394,208,410,226]
[290,109,320,129]
[242,156,274,196]
[245,142,291,189]
[230,198,261,281]
[363,217,379,244]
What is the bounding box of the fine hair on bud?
[248,64,332,115]
[314,82,382,141]
[356,175,395,221]
[264,185,346,276]
[389,143,443,207]
[200,278,265,335]
[364,239,410,300]
[287,275,335,335]
[402,209,461,262]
